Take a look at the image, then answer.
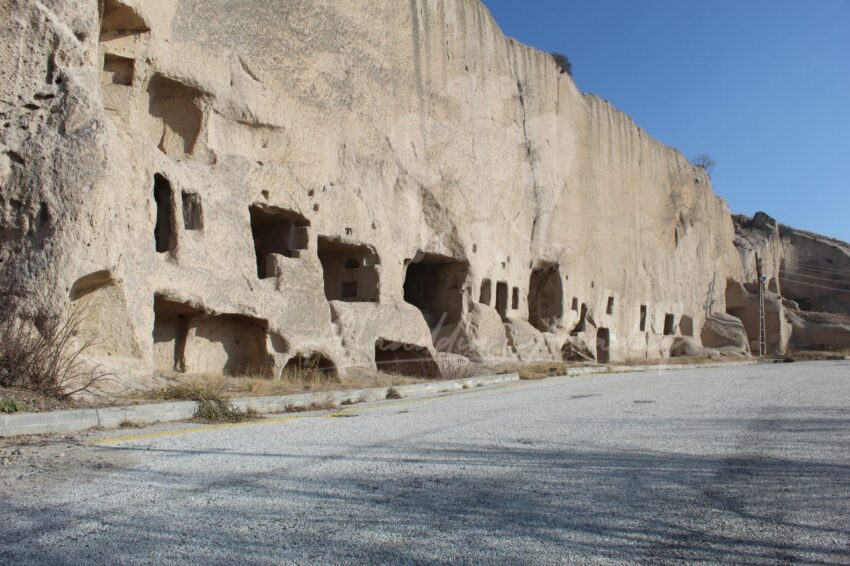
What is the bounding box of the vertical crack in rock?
[516,78,543,248]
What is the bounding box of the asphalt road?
[2,362,849,564]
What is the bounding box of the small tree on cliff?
[691,154,717,176]
[551,53,573,77]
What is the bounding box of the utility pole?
[755,253,767,357]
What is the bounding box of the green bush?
[0,398,25,413]
[551,52,573,77]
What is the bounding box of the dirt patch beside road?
[0,433,136,498]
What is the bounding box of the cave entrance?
[317,237,380,302]
[249,205,310,279]
[528,264,564,332]
[375,339,440,379]
[99,1,149,114]
[680,315,694,337]
[193,314,272,377]
[403,253,468,330]
[663,314,676,336]
[283,353,338,382]
[153,297,198,373]
[596,328,611,364]
[479,279,492,306]
[153,174,174,254]
[495,281,509,320]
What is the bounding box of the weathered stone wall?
[731,214,850,353]
[3,0,843,390]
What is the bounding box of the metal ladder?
[756,254,767,357]
[758,278,767,357]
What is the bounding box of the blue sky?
[482,0,850,241]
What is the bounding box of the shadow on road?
[3,415,849,563]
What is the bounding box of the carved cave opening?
[318,237,379,303]
[403,254,468,330]
[249,205,310,279]
[374,339,440,379]
[528,264,564,332]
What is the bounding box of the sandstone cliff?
[0,0,845,391]
[732,213,850,354]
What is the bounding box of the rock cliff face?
[731,214,850,354]
[0,0,846,390]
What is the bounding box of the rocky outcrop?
[1,1,846,393]
[779,226,850,317]
[561,337,596,363]
[700,313,750,353]
[670,337,711,359]
[787,310,850,352]
[732,213,850,354]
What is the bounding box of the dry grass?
[0,291,111,399]
[515,362,575,380]
[145,380,262,423]
[147,382,224,401]
[136,366,429,404]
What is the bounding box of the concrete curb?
[0,373,519,438]
[598,359,760,376]
[524,359,759,382]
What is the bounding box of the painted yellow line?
[95,415,301,445]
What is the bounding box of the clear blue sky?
[482,0,850,241]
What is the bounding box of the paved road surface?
[2,362,849,564]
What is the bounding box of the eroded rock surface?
[1,1,847,393]
[701,313,750,354]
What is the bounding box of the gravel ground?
[2,361,849,564]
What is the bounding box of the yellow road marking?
[96,415,301,445]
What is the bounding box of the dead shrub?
[0,290,110,398]
[439,357,478,381]
[148,383,222,401]
[145,378,258,423]
[194,398,259,423]
[517,362,570,381]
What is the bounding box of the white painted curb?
[0,373,519,437]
